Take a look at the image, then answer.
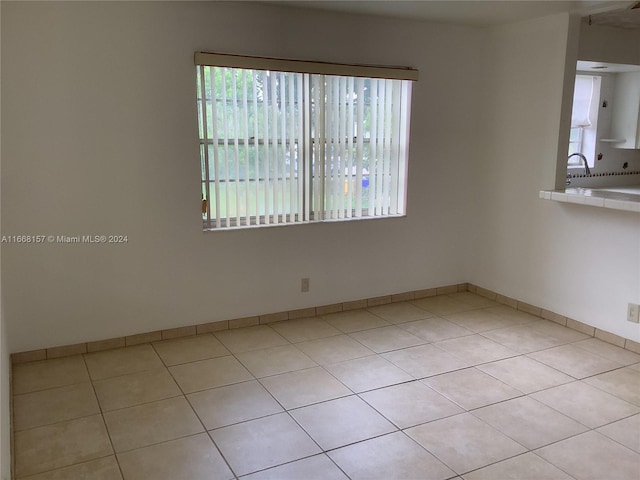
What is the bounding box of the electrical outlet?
[627,303,640,323]
[301,278,310,293]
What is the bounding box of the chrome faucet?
[568,153,591,175]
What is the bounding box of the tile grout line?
[223,324,342,478]
[84,353,126,480]
[10,295,639,479]
[150,340,240,480]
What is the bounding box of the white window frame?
[195,52,418,230]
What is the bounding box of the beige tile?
[316,303,342,316]
[13,382,99,431]
[125,331,162,346]
[414,287,437,299]
[104,396,203,453]
[152,334,229,366]
[117,433,233,480]
[410,295,476,315]
[168,355,253,394]
[360,381,463,429]
[23,456,122,480]
[259,311,288,324]
[84,344,164,380]
[473,287,497,301]
[214,325,288,353]
[47,343,87,359]
[458,283,469,292]
[477,356,574,394]
[625,339,640,354]
[406,413,526,475]
[235,344,316,378]
[14,414,112,478]
[87,337,126,353]
[531,381,639,428]
[187,380,282,430]
[437,285,459,295]
[542,309,567,326]
[443,309,518,333]
[447,292,499,308]
[597,414,640,453]
[287,307,316,320]
[349,326,425,353]
[473,396,588,449]
[290,395,395,450]
[536,431,640,480]
[517,302,541,316]
[260,366,352,410]
[269,317,341,343]
[366,301,434,324]
[462,452,574,480]
[391,291,415,302]
[484,305,539,324]
[242,454,348,480]
[11,349,47,364]
[573,338,640,366]
[482,324,566,354]
[382,344,471,378]
[528,320,591,343]
[13,355,89,395]
[322,309,390,333]
[210,412,320,476]
[496,294,518,308]
[466,284,478,293]
[329,431,455,480]
[434,334,517,365]
[517,302,542,317]
[528,344,623,379]
[584,367,640,406]
[161,325,196,340]
[324,355,413,393]
[367,295,392,307]
[424,367,521,410]
[296,335,373,365]
[399,317,474,342]
[343,299,368,310]
[566,318,595,336]
[595,328,626,347]
[195,320,228,334]
[93,368,182,411]
[228,316,259,329]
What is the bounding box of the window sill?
[539,186,640,213]
[202,213,407,232]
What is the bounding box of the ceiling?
[586,2,640,27]
[270,1,637,28]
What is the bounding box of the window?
[568,74,601,168]
[195,53,417,229]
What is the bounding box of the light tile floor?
[11,292,640,480]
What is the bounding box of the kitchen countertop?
[539,186,640,213]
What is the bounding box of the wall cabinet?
[611,71,640,149]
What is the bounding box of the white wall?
[578,22,640,66]
[0,3,11,476]
[1,2,484,352]
[3,2,638,357]
[0,305,8,480]
[472,12,640,341]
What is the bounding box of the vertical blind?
[195,53,417,229]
